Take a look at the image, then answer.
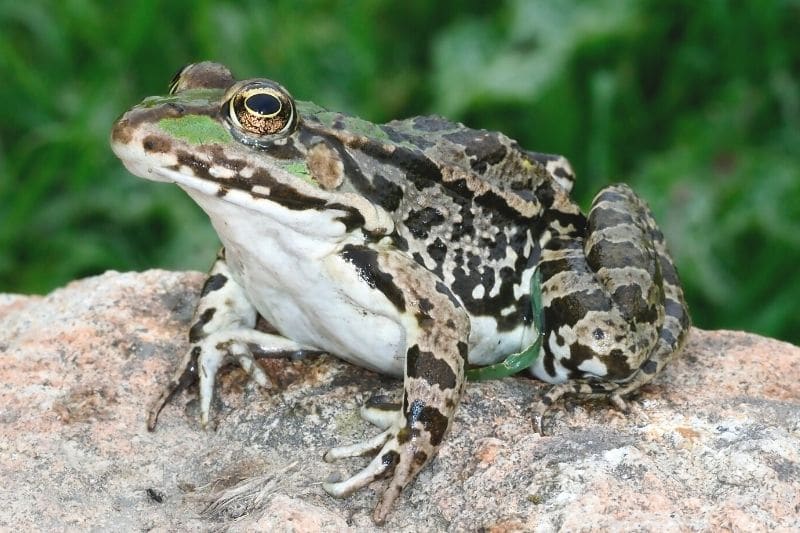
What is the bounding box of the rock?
[0,270,798,531]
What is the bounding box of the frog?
[110,62,690,523]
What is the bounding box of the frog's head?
[111,61,393,236]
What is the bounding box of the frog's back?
[337,115,576,344]
[381,114,575,198]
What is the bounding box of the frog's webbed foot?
[147,253,310,430]
[531,381,627,436]
[322,413,431,525]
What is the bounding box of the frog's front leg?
[533,184,690,433]
[147,249,310,430]
[321,246,469,524]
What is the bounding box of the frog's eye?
[225,81,297,141]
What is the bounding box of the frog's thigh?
[534,185,689,427]
[584,185,689,385]
[322,247,469,524]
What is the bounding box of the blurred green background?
[1,0,798,344]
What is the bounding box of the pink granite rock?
[0,271,798,530]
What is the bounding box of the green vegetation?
[1,0,798,344]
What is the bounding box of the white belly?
[186,189,527,378]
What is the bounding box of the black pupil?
[246,93,281,116]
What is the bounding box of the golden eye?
[226,81,297,141]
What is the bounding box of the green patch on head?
[158,116,232,145]
[280,161,319,187]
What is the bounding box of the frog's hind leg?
[321,248,470,524]
[147,250,311,430]
[533,184,690,433]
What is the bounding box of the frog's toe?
[609,392,629,413]
[197,343,226,428]
[322,448,391,498]
[532,382,598,435]
[533,382,632,434]
[323,427,393,461]
[234,347,272,389]
[360,396,401,430]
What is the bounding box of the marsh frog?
[111,62,689,523]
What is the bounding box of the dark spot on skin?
[416,311,434,328]
[603,348,632,380]
[545,289,611,329]
[418,298,434,313]
[406,345,457,390]
[540,395,553,406]
[406,399,449,446]
[142,135,171,153]
[189,308,216,343]
[457,341,469,362]
[664,298,685,322]
[341,245,405,312]
[588,205,638,229]
[372,173,404,212]
[396,427,411,444]
[586,239,655,273]
[641,359,658,374]
[200,273,228,297]
[593,328,605,340]
[445,319,456,330]
[404,207,445,239]
[553,166,572,179]
[413,450,429,466]
[442,130,508,174]
[564,342,600,372]
[424,239,447,279]
[380,450,401,473]
[543,341,558,378]
[434,281,462,310]
[660,327,677,349]
[659,257,681,286]
[611,284,657,323]
[326,202,366,232]
[391,231,409,252]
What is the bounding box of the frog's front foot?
[322,409,428,525]
[146,255,311,430]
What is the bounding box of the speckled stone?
[1,271,798,531]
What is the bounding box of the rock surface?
[0,270,798,531]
